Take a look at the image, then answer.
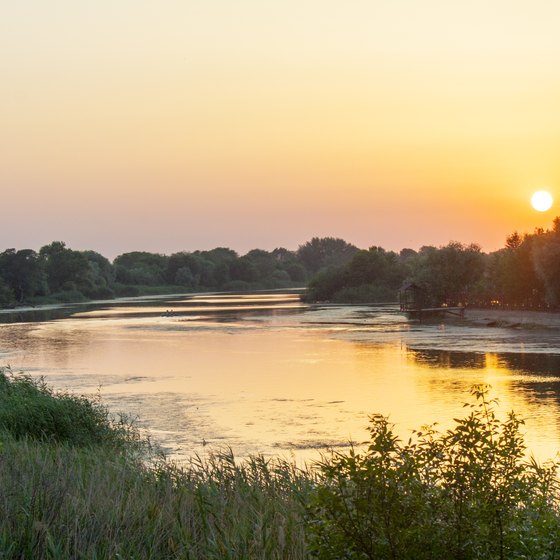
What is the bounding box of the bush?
[308,385,560,560]
[0,368,138,450]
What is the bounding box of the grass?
[0,438,312,559]
[1,371,560,559]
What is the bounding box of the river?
[1,291,560,464]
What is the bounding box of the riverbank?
[465,307,560,329]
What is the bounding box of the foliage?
[308,385,560,560]
[0,249,45,302]
[532,228,560,306]
[0,368,138,450]
[302,222,560,308]
[0,441,310,559]
[1,377,560,558]
[39,242,91,294]
[411,242,485,306]
[3,218,560,308]
[114,251,169,286]
[298,237,358,274]
[304,247,407,303]
[0,276,15,307]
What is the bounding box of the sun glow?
[531,191,553,212]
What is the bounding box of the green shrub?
[0,368,137,450]
[308,385,560,560]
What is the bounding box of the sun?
[531,190,553,212]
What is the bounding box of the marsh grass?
[0,439,311,559]
[0,368,312,559]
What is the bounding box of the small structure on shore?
[399,282,425,312]
[399,282,465,320]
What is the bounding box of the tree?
[229,256,259,283]
[39,242,90,293]
[113,251,168,286]
[411,242,485,306]
[531,227,560,306]
[244,249,277,280]
[78,251,115,297]
[0,249,46,302]
[297,237,358,274]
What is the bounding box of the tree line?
[0,238,358,307]
[304,217,560,309]
[2,219,560,309]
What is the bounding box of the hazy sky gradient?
[2,1,560,257]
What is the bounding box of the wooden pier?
[405,306,465,320]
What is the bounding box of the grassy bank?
[1,370,560,559]
[0,369,311,559]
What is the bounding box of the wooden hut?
[399,282,425,312]
[399,282,465,320]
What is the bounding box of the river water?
[1,291,560,464]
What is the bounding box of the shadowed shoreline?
[465,307,560,329]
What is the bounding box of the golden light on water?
[531,190,553,212]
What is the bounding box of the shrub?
[0,368,138,450]
[307,385,560,560]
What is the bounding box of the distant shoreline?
[465,307,560,330]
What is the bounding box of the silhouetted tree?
[114,251,168,286]
[0,249,45,302]
[411,242,485,306]
[297,237,358,274]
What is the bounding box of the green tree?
[230,256,259,283]
[166,252,200,286]
[0,276,15,306]
[244,249,277,280]
[297,237,358,274]
[113,251,168,286]
[487,233,543,307]
[39,242,91,294]
[79,251,115,298]
[411,242,485,306]
[0,249,46,302]
[531,228,560,306]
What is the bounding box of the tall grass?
[0,439,311,559]
[0,368,311,559]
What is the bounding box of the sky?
[2,1,560,259]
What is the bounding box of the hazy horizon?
[2,1,559,258]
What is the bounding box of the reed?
[0,438,312,559]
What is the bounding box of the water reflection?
[408,348,486,369]
[1,293,560,463]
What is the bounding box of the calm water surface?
[2,291,560,463]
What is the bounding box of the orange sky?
[2,1,560,258]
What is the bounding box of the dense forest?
[0,238,357,307]
[1,218,559,309]
[304,217,560,309]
